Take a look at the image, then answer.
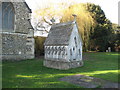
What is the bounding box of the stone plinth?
[44,60,83,70]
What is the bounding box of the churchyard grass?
[2,52,119,88]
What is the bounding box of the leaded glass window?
[2,2,15,32]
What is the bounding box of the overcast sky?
[25,0,119,24]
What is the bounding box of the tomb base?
[44,60,83,70]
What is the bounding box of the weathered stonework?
[44,60,83,70]
[2,33,27,55]
[1,1,34,61]
[13,2,31,34]
[44,20,83,70]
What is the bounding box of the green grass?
[2,52,119,88]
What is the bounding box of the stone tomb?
[44,17,83,70]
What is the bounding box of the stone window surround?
[1,2,32,34]
[2,2,15,32]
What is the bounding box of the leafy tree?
[34,36,46,56]
[111,24,120,51]
[34,3,95,51]
[85,3,113,51]
[61,3,95,51]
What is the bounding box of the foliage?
[34,3,95,51]
[84,3,113,51]
[33,2,118,52]
[111,23,120,51]
[34,36,46,56]
[60,3,95,51]
[2,52,119,88]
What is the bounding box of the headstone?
[106,50,108,52]
[108,47,111,52]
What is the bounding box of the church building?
[0,0,34,60]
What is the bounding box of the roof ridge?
[51,20,75,28]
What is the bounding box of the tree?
[33,3,95,51]
[85,3,113,51]
[111,24,120,51]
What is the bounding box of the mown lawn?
[2,52,119,88]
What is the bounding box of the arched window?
[2,2,15,32]
[74,37,77,47]
[70,49,72,55]
[79,49,81,55]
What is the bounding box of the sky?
[25,0,119,24]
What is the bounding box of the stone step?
[59,74,120,88]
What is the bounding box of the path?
[59,74,120,88]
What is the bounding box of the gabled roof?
[28,19,34,29]
[44,21,75,46]
[24,2,32,13]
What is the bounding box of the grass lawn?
[2,52,119,88]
